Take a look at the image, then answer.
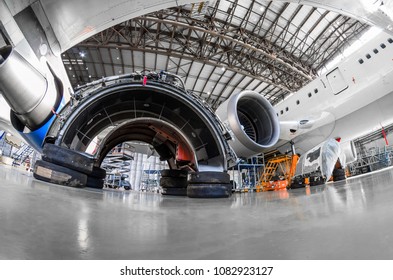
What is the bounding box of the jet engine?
[215,90,280,158]
[0,46,62,150]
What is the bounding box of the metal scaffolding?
[349,123,393,175]
[230,156,264,192]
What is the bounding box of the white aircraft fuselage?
[275,31,393,154]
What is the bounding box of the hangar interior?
[1,0,393,259]
[63,1,369,107]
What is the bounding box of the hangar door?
[326,67,348,95]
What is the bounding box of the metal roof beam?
[133,16,313,81]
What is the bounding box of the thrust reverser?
[42,73,280,197]
[43,73,239,197]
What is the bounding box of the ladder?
[256,155,294,191]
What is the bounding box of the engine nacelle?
[0,46,63,150]
[215,90,280,158]
[0,46,59,131]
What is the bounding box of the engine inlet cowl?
[215,90,280,158]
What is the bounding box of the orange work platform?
[256,154,299,192]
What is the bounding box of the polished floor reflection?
[1,164,393,259]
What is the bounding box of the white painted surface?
[275,31,393,153]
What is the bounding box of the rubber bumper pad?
[187,183,232,198]
[86,176,104,189]
[159,176,188,188]
[33,159,87,188]
[189,171,230,184]
[90,166,106,179]
[161,187,188,196]
[42,143,94,175]
[160,169,188,178]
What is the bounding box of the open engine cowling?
[215,90,280,158]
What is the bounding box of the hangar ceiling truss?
[63,0,370,108]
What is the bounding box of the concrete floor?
[1,164,393,260]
